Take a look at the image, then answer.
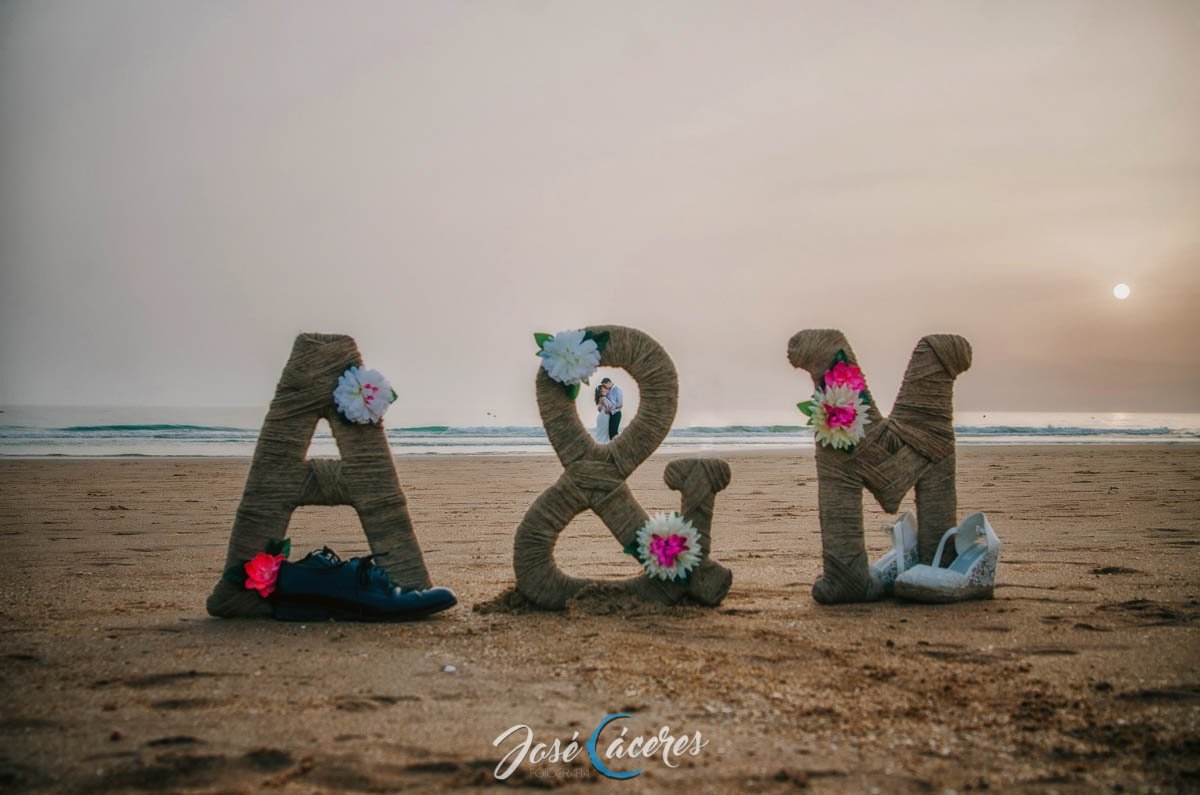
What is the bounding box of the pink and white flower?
[635,512,702,582]
[243,552,285,598]
[333,366,396,424]
[809,383,871,450]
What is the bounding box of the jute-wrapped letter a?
[206,333,431,618]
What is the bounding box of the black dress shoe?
[272,548,457,622]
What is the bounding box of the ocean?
[0,407,1196,457]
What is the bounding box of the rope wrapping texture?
[788,329,971,604]
[206,333,431,618]
[513,325,733,610]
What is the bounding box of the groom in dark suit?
[601,377,623,438]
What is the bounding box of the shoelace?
[314,546,342,565]
[305,547,397,590]
[355,552,394,590]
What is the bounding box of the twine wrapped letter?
[206,333,431,618]
[788,330,972,604]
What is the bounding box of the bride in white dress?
[590,383,614,443]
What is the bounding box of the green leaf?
[623,541,641,558]
[584,329,611,353]
[221,564,246,585]
[861,389,873,406]
[265,538,291,558]
[534,332,553,351]
[565,383,581,401]
[797,400,816,417]
[833,349,849,366]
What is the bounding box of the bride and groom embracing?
[590,377,624,443]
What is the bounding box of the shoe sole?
[272,596,457,622]
[893,584,994,604]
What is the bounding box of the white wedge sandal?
[894,512,1000,603]
[869,511,919,594]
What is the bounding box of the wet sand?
[0,445,1197,793]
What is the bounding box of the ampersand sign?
[513,325,733,609]
[788,330,972,604]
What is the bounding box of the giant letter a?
[206,333,431,617]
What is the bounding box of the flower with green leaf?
[534,328,610,399]
[623,512,701,584]
[798,350,873,451]
[222,538,291,598]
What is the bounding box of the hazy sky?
[2,0,1198,426]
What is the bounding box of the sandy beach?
[1,445,1197,793]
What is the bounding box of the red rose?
[244,552,285,598]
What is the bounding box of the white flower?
[635,512,702,582]
[809,383,871,450]
[333,366,396,424]
[538,329,601,386]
